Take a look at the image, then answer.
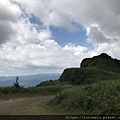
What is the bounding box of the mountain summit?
[81,53,120,74]
[59,53,120,84]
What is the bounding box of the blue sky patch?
[50,26,88,47]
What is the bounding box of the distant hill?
[0,73,60,87]
[59,53,120,84]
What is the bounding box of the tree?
[14,76,20,88]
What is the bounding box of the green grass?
[59,67,120,85]
[50,79,120,115]
[0,82,72,100]
[1,70,120,115]
[36,79,60,86]
[28,85,72,95]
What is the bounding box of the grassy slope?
[59,67,120,84]
[50,67,120,115]
[51,79,120,115]
[0,82,72,100]
[0,68,120,115]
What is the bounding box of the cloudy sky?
[0,0,120,76]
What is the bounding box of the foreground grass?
[0,83,72,100]
[51,79,120,115]
[0,78,120,115]
[0,83,72,115]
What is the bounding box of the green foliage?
[51,80,120,115]
[54,53,120,114]
[0,79,72,99]
[14,76,20,88]
[36,80,60,87]
[59,67,120,85]
[59,53,120,85]
[0,86,25,95]
[81,53,120,74]
[1,53,120,115]
[28,85,71,95]
[14,82,20,88]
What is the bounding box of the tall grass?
[51,79,120,115]
[0,83,72,99]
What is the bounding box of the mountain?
[59,53,120,84]
[81,53,120,74]
[0,73,60,87]
[51,53,120,115]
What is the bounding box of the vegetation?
[59,67,120,85]
[0,79,72,99]
[0,53,120,115]
[81,53,120,74]
[14,76,20,88]
[51,80,120,115]
[50,53,120,115]
[36,79,61,86]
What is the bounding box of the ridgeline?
[81,53,120,74]
[0,53,120,115]
[59,53,120,85]
[51,53,120,115]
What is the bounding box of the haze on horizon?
[0,0,120,76]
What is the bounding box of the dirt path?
[0,95,55,115]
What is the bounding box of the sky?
[0,0,120,76]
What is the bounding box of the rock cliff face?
[59,53,120,84]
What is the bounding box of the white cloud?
[1,0,120,76]
[0,40,88,75]
[0,0,21,44]
[44,0,120,44]
[49,0,120,60]
[11,0,120,40]
[0,0,20,22]
[86,26,112,44]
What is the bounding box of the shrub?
[51,80,120,115]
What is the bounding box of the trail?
[0,95,54,115]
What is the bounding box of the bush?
[36,80,59,86]
[51,80,120,115]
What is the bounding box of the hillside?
[51,79,120,115]
[59,53,120,84]
[51,53,120,115]
[0,53,120,115]
[81,53,120,74]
